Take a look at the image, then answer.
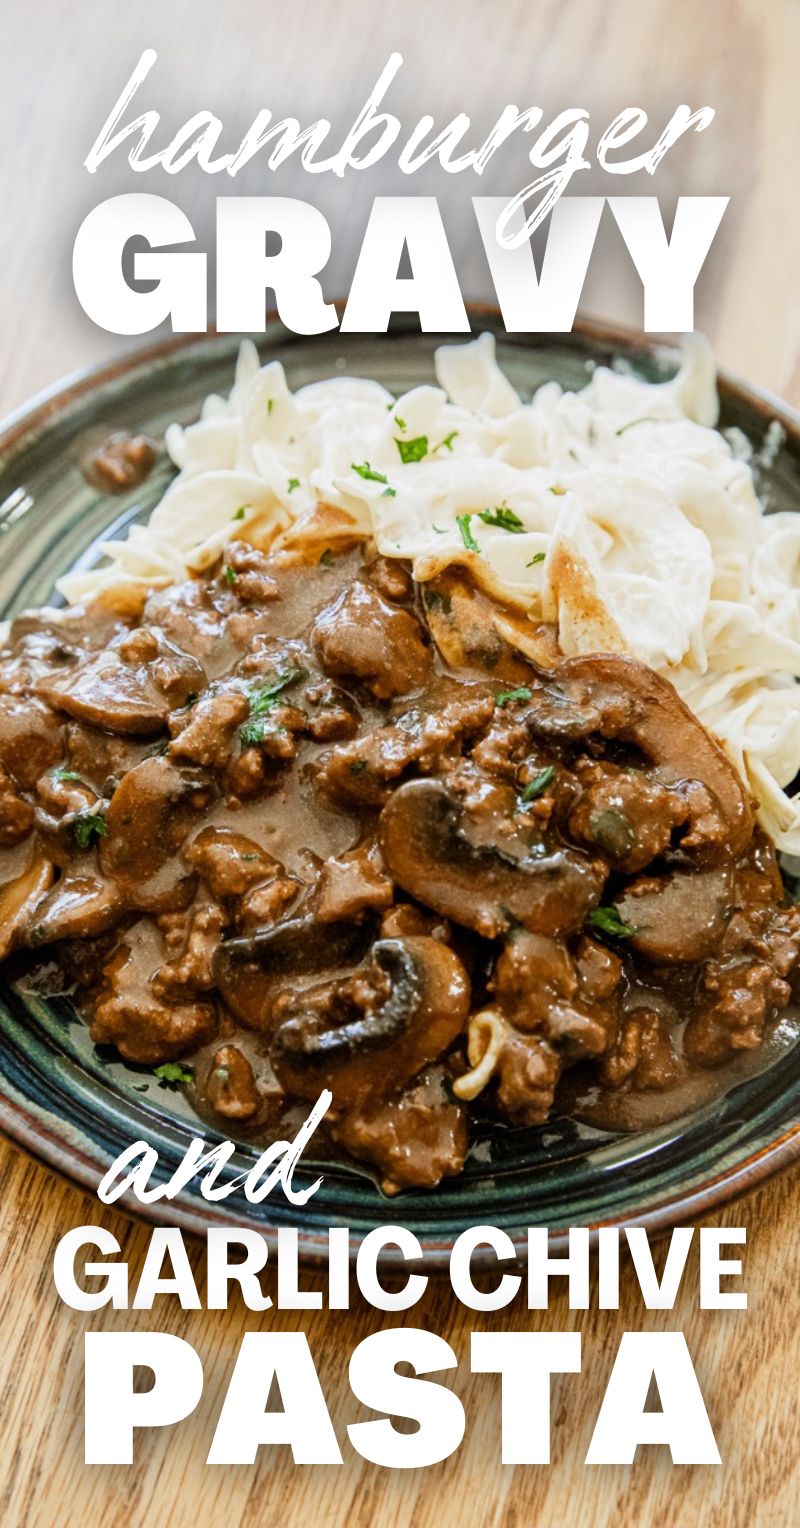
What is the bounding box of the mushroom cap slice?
[614,863,735,964]
[35,630,204,737]
[0,856,54,959]
[379,778,604,938]
[99,756,204,912]
[271,935,471,1107]
[526,655,753,861]
[214,915,373,1029]
[27,873,124,944]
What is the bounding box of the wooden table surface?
[1,2,799,1524]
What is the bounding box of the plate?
[0,315,799,1265]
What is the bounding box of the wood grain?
[1,1,799,1524]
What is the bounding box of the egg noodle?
[58,334,800,854]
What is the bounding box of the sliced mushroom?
[271,936,470,1107]
[214,914,373,1029]
[614,863,734,964]
[379,777,604,938]
[99,756,206,911]
[27,872,124,945]
[0,856,54,958]
[35,628,204,736]
[526,655,753,861]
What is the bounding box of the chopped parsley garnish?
[478,505,524,533]
[239,719,265,747]
[154,1062,194,1088]
[223,565,235,585]
[240,668,306,743]
[249,667,306,715]
[496,686,532,707]
[527,551,546,566]
[456,513,480,552]
[267,399,274,416]
[233,505,247,520]
[287,477,300,492]
[548,485,566,496]
[587,906,636,939]
[395,435,429,464]
[351,461,394,496]
[616,417,658,436]
[72,813,107,850]
[520,765,555,802]
[437,431,458,451]
[54,769,82,784]
[393,415,407,431]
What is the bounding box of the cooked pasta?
[57,333,800,852]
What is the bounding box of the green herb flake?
[527,551,546,566]
[287,477,300,493]
[395,435,428,465]
[249,667,307,716]
[319,548,334,568]
[548,485,566,496]
[393,415,407,432]
[437,431,458,452]
[54,769,82,784]
[496,686,532,708]
[267,399,274,416]
[72,813,108,850]
[381,486,397,498]
[349,759,368,775]
[352,461,391,486]
[239,719,265,748]
[587,906,636,939]
[153,1062,194,1087]
[233,506,248,520]
[223,565,235,586]
[456,513,480,553]
[479,505,525,533]
[520,765,556,802]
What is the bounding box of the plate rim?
[0,310,799,1266]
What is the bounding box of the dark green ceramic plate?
[0,316,798,1265]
